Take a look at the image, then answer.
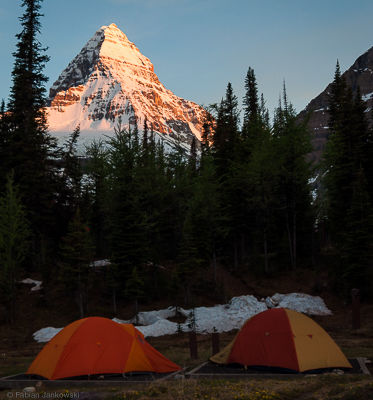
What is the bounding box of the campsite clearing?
[0,277,372,399]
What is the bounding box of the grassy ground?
[1,376,373,400]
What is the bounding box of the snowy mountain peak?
[47,23,207,149]
[98,23,153,71]
[99,23,129,41]
[102,22,120,31]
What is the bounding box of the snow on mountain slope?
[47,23,208,148]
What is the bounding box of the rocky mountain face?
[46,23,208,148]
[298,46,373,163]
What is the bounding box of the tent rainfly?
[27,317,180,379]
[210,308,352,372]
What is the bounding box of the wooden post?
[351,288,361,330]
[212,332,220,355]
[189,331,198,359]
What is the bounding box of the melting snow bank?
[264,293,332,315]
[33,293,332,342]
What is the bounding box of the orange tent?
[27,317,180,379]
[211,308,352,372]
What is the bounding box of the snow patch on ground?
[33,327,62,343]
[114,306,176,326]
[20,278,43,292]
[137,319,179,337]
[89,259,111,268]
[265,293,332,316]
[362,92,373,101]
[33,293,332,342]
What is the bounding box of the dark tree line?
[320,62,373,296]
[209,78,313,274]
[1,0,372,323]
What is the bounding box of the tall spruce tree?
[212,83,239,175]
[189,136,197,173]
[245,124,277,274]
[85,139,110,258]
[272,86,313,270]
[323,62,373,295]
[0,100,11,191]
[187,151,223,284]
[324,64,363,241]
[201,108,214,155]
[339,169,373,294]
[142,116,149,151]
[107,126,148,312]
[59,208,94,318]
[125,267,145,324]
[57,126,83,229]
[242,67,261,140]
[0,173,30,323]
[7,0,58,268]
[177,218,203,305]
[259,93,270,130]
[125,266,145,320]
[212,83,248,268]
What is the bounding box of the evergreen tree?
[324,64,364,241]
[189,136,197,173]
[59,208,94,318]
[328,61,346,133]
[131,116,140,148]
[242,67,260,139]
[339,169,373,294]
[201,108,214,155]
[0,100,11,191]
[177,220,203,305]
[352,87,373,201]
[212,83,250,269]
[134,124,172,279]
[162,136,192,260]
[6,0,59,268]
[149,123,156,154]
[186,152,223,284]
[0,173,30,323]
[272,85,313,270]
[323,62,373,295]
[246,127,278,273]
[57,125,83,225]
[125,266,145,321]
[212,83,239,174]
[85,139,110,258]
[8,0,50,137]
[259,93,270,130]
[107,126,148,312]
[142,116,149,151]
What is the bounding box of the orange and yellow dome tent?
[210,308,351,372]
[27,317,180,379]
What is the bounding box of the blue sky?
[1,0,373,117]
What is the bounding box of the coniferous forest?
[0,0,372,324]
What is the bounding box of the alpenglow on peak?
[47,23,208,148]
